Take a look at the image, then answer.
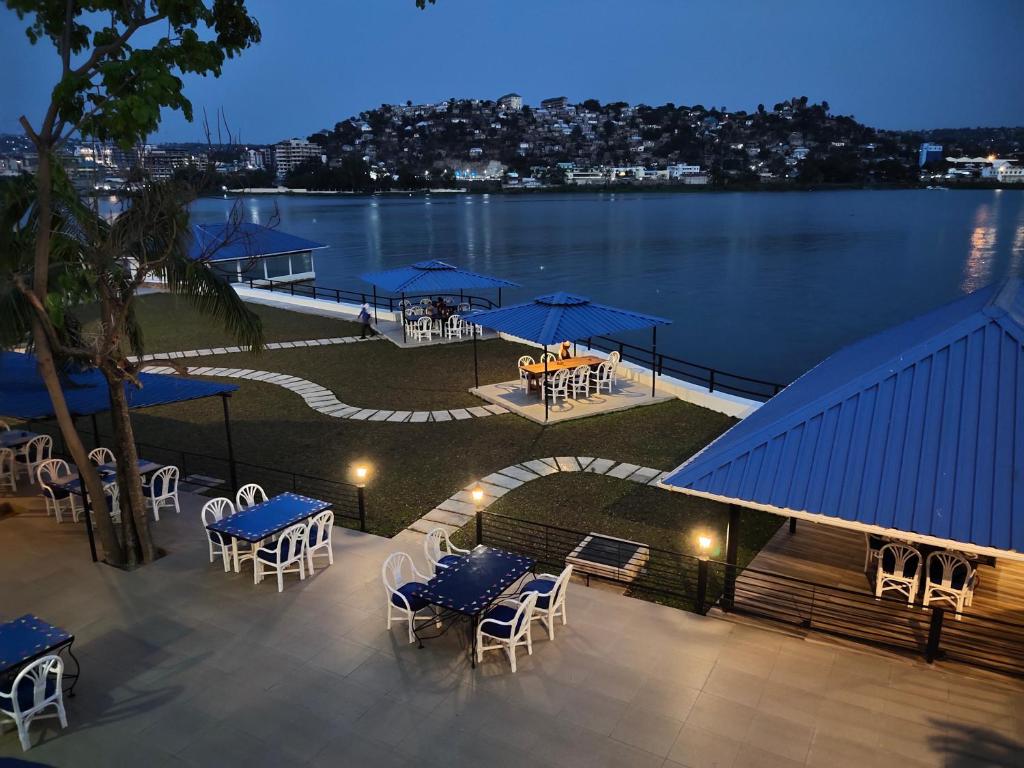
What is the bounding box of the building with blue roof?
[663,279,1024,561]
[188,222,327,285]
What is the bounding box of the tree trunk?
[30,150,125,565]
[104,370,156,564]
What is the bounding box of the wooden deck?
[740,520,1024,625]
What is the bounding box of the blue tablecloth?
[0,430,36,449]
[50,459,163,495]
[0,615,73,676]
[416,546,534,616]
[205,492,331,543]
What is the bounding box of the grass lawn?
[79,293,781,562]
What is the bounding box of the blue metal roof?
[663,279,1024,556]
[0,352,238,419]
[187,222,327,263]
[467,292,671,346]
[360,260,519,293]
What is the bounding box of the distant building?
[273,139,324,177]
[919,142,943,167]
[995,164,1024,183]
[188,222,327,285]
[469,147,484,159]
[140,146,208,180]
[497,93,523,111]
[540,96,569,111]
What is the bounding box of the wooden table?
[520,355,603,391]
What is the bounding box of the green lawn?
[80,293,781,562]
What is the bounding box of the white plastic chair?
[411,316,435,342]
[0,654,67,752]
[444,315,464,340]
[424,527,469,573]
[103,481,122,525]
[540,352,557,363]
[0,448,16,492]
[143,465,180,520]
[16,435,52,480]
[520,564,573,640]
[590,361,614,394]
[517,355,535,392]
[253,522,307,592]
[37,459,79,524]
[235,483,267,510]
[382,552,433,644]
[542,368,570,405]
[305,509,335,575]
[476,592,538,673]
[923,551,977,619]
[88,447,115,466]
[569,365,591,399]
[607,350,622,384]
[863,533,886,572]
[875,543,922,605]
[419,297,432,307]
[202,497,235,572]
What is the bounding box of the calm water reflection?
[185,190,1024,384]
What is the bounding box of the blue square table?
[0,614,79,695]
[0,430,36,450]
[205,492,332,573]
[414,545,534,666]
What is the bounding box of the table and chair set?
[0,614,78,752]
[402,297,483,342]
[517,350,621,406]
[203,486,335,592]
[382,527,574,671]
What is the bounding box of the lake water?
[187,190,1024,385]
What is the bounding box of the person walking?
[358,303,375,339]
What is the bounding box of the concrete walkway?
[398,456,666,542]
[1,490,1021,766]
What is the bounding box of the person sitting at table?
[424,303,437,321]
[558,340,573,360]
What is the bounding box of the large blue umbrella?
[466,292,671,420]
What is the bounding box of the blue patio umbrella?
[466,292,671,421]
[360,260,520,342]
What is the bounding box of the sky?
[3,0,1024,143]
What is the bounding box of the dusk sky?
[4,0,1024,143]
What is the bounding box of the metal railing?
[245,277,499,315]
[37,424,367,531]
[476,509,1024,678]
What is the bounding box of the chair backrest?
[419,298,432,306]
[509,592,539,638]
[88,447,115,466]
[150,465,179,497]
[37,458,69,488]
[307,509,334,547]
[424,527,456,565]
[572,366,589,386]
[550,564,574,609]
[0,420,9,430]
[104,481,120,515]
[24,434,52,463]
[382,551,420,593]
[926,551,972,591]
[7,655,63,717]
[446,315,463,329]
[879,543,921,579]
[607,350,621,365]
[272,523,307,564]
[202,497,234,525]
[236,483,267,510]
[518,355,535,368]
[541,352,557,362]
[411,306,424,316]
[594,361,614,381]
[416,316,433,330]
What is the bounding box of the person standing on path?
[358,303,375,339]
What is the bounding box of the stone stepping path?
[403,456,668,538]
[144,360,507,424]
[142,336,377,362]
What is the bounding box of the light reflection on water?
[171,189,1024,382]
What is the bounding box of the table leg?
[471,615,478,669]
[64,641,81,697]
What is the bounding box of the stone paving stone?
[350,409,377,420]
[481,472,524,490]
[189,367,212,375]
[539,457,559,469]
[585,457,616,473]
[607,462,641,479]
[439,498,477,515]
[555,456,581,472]
[576,456,594,471]
[408,518,458,535]
[424,508,474,527]
[409,412,430,423]
[431,410,452,422]
[449,408,472,420]
[523,459,559,477]
[386,411,411,422]
[483,404,508,414]
[467,406,491,417]
[475,482,509,499]
[328,406,361,418]
[368,410,395,422]
[629,466,662,484]
[500,466,540,483]
[648,471,670,486]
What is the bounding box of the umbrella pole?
[401,292,406,343]
[498,288,502,307]
[544,352,549,423]
[651,326,658,397]
[372,285,378,324]
[473,323,479,388]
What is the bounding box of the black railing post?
[695,558,709,615]
[721,504,742,611]
[221,394,238,495]
[311,285,317,300]
[476,509,483,545]
[926,607,945,663]
[789,518,797,534]
[357,486,367,532]
[709,369,716,393]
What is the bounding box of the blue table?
[205,492,332,573]
[51,459,163,495]
[0,614,79,695]
[414,546,534,666]
[0,430,36,450]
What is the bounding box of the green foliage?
[6,0,261,147]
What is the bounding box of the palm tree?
[2,173,264,565]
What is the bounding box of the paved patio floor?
[1,490,1023,767]
[471,379,673,424]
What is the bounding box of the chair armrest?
[451,544,471,555]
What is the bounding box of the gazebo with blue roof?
[661,279,1024,603]
[188,222,327,285]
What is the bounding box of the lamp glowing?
[354,465,370,485]
[697,533,713,558]
[471,487,485,504]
